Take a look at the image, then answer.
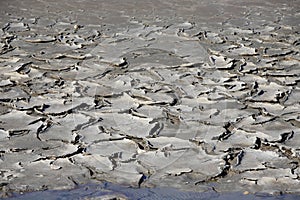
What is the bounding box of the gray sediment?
[0,0,299,199]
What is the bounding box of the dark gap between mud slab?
[3,182,300,200]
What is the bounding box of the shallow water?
[6,182,300,200]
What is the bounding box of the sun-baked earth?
[0,0,299,198]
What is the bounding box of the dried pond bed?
[0,0,300,198]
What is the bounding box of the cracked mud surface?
[0,0,300,198]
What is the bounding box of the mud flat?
[6,182,300,200]
[0,0,300,199]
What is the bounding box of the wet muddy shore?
[6,182,300,200]
[0,0,300,199]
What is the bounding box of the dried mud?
[0,0,299,199]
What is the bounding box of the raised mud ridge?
[0,0,300,198]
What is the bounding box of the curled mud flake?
[268,131,294,143]
[30,63,76,72]
[205,32,225,44]
[15,62,32,74]
[5,22,29,32]
[25,36,56,43]
[228,45,259,56]
[163,110,181,125]
[112,57,128,68]
[74,116,103,131]
[251,137,262,149]
[54,53,91,60]
[211,130,233,141]
[0,128,9,139]
[0,79,15,87]
[138,173,148,188]
[166,168,193,176]
[263,48,294,58]
[36,119,55,141]
[33,146,86,162]
[233,149,285,173]
[209,55,235,70]
[73,24,83,32]
[8,129,30,137]
[0,56,20,63]
[148,122,163,137]
[128,108,147,119]
[235,150,245,167]
[50,163,62,170]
